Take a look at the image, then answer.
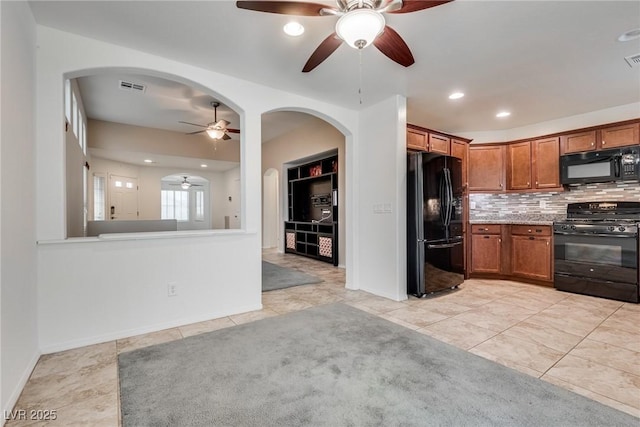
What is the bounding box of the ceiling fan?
[179,102,240,140]
[236,0,452,72]
[170,176,203,190]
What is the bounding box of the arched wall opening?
[62,68,243,237]
[261,109,349,269]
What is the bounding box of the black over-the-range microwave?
[560,146,640,185]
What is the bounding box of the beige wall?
[88,119,240,162]
[262,116,346,266]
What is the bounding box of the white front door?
[109,174,138,220]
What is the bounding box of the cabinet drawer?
[511,225,551,236]
[471,224,501,234]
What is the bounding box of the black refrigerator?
[407,151,465,297]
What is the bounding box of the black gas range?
[554,202,639,303]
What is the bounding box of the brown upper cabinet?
[468,145,505,191]
[560,130,596,154]
[534,137,561,188]
[561,122,639,154]
[506,137,560,190]
[406,125,469,156]
[428,133,450,155]
[600,122,640,149]
[407,128,427,151]
[506,141,532,190]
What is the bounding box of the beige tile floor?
[6,250,640,425]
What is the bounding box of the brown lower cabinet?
[469,223,553,285]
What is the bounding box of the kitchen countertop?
[469,214,564,226]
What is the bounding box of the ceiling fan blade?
[236,1,328,16]
[179,121,207,128]
[387,0,451,14]
[226,128,241,134]
[302,33,343,73]
[222,133,232,141]
[373,26,415,67]
[187,129,207,135]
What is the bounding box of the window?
[195,190,204,221]
[161,190,189,221]
[93,174,106,221]
[72,93,79,138]
[64,79,71,124]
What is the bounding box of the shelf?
[288,172,336,183]
[286,153,338,266]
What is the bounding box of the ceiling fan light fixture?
[206,128,225,139]
[284,21,305,37]
[181,182,191,190]
[335,9,385,49]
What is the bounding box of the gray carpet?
[119,303,638,427]
[261,260,323,291]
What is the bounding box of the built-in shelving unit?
[285,153,338,266]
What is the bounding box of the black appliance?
[407,152,464,297]
[554,201,639,303]
[560,146,640,185]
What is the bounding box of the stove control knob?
[608,226,615,232]
[619,226,626,232]
[570,225,577,231]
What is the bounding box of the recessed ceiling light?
[200,164,208,168]
[618,28,640,42]
[283,22,304,37]
[448,92,464,100]
[496,111,511,118]
[143,159,153,163]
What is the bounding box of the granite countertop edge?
[469,218,561,225]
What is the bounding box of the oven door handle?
[554,231,638,238]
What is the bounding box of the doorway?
[109,174,138,220]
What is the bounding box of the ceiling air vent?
[624,53,640,68]
[118,80,146,93]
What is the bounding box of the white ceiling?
[29,0,640,134]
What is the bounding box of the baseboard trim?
[39,303,262,355]
[2,350,41,426]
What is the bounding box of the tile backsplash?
[469,182,640,219]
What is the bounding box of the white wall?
[352,95,407,301]
[34,27,358,353]
[458,102,640,144]
[0,1,39,418]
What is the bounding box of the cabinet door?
[511,236,552,281]
[428,133,450,155]
[471,234,502,273]
[451,138,468,190]
[561,130,597,154]
[533,137,560,188]
[600,123,639,149]
[507,141,532,190]
[407,129,427,151]
[468,145,505,191]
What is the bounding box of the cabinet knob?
[527,182,530,186]
[528,229,532,233]
[547,241,549,246]
[499,183,503,188]
[602,140,606,146]
[536,181,538,186]
[591,142,595,146]
[498,238,502,243]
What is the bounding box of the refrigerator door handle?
[427,240,463,249]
